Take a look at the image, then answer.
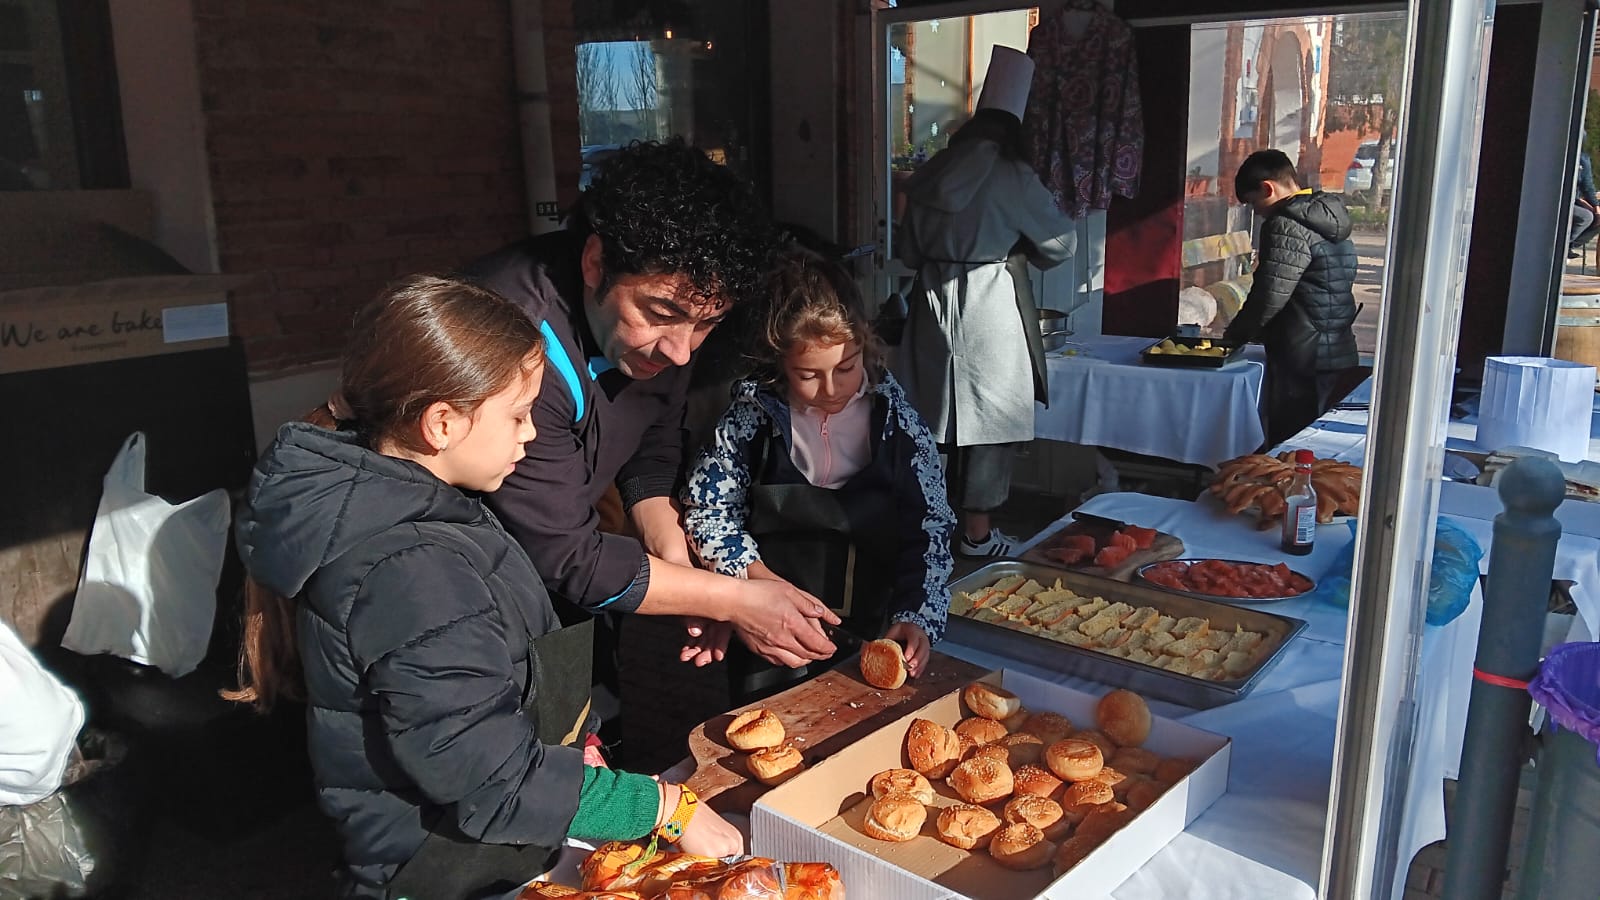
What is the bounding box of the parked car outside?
[1344,140,1393,194]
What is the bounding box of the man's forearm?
[637,554,741,619]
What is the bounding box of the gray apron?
[385,618,594,900]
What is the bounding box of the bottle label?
[1292,504,1316,545]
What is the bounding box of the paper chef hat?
[975,46,1035,120]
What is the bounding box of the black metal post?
[1442,456,1567,899]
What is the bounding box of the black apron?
[385,617,595,900]
[727,409,902,702]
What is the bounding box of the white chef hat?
[975,45,1034,120]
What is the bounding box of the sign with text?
[0,276,240,375]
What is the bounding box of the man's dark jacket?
[237,425,581,896]
[464,231,695,615]
[1225,190,1360,375]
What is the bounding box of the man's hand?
[883,621,932,678]
[728,579,841,668]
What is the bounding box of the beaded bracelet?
[656,784,700,842]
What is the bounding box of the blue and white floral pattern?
[681,372,955,642]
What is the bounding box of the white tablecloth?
[941,492,1485,900]
[1034,335,1267,467]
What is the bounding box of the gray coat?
[894,140,1077,446]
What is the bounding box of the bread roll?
[746,745,805,786]
[947,756,1014,805]
[869,768,935,804]
[727,709,785,750]
[1125,777,1164,812]
[860,638,909,689]
[1107,747,1156,777]
[956,731,979,760]
[1060,779,1114,811]
[861,793,926,842]
[906,718,962,779]
[1053,835,1099,876]
[782,862,844,900]
[970,742,1010,764]
[1045,738,1104,783]
[934,803,1002,850]
[1096,689,1152,748]
[1074,729,1118,760]
[1093,765,1128,795]
[1154,756,1199,785]
[1003,794,1071,841]
[954,716,1009,746]
[1001,707,1031,733]
[999,732,1045,768]
[1075,804,1133,846]
[963,682,1022,721]
[662,887,714,900]
[718,867,783,899]
[1020,711,1074,746]
[1012,764,1064,801]
[988,822,1055,870]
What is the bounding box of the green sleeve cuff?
[567,767,661,841]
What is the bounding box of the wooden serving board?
[1021,520,1186,580]
[683,649,989,814]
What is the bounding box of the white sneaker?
[957,529,1020,558]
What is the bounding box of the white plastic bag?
[0,622,85,806]
[62,432,230,677]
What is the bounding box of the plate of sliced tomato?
[1135,558,1316,604]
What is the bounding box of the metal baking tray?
[946,560,1307,709]
[1139,335,1246,368]
[1134,558,1316,606]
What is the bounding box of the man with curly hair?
[465,140,842,716]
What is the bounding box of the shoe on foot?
[957,529,1020,558]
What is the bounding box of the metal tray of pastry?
[945,560,1307,709]
[1139,335,1246,368]
[1133,558,1317,606]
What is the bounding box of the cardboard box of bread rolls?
[751,669,1230,899]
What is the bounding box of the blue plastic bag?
[1314,518,1483,626]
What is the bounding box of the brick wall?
[193,0,577,372]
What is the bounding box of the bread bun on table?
[956,731,980,760]
[1020,711,1074,746]
[1053,835,1099,876]
[726,709,785,750]
[954,716,1009,746]
[1092,766,1128,795]
[988,822,1056,870]
[906,718,963,779]
[1096,689,1152,748]
[947,756,1014,805]
[998,732,1045,768]
[746,745,805,786]
[963,682,1022,721]
[869,768,935,804]
[1045,738,1105,782]
[1073,729,1119,760]
[1060,778,1115,812]
[1109,746,1159,777]
[1154,756,1200,785]
[860,638,909,689]
[861,792,927,842]
[935,803,1003,850]
[1003,794,1071,841]
[1012,764,1064,801]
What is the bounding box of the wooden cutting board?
[1021,519,1185,581]
[683,649,990,814]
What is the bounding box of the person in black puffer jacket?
[228,276,742,900]
[1225,149,1360,446]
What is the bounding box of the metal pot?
[1039,309,1074,351]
